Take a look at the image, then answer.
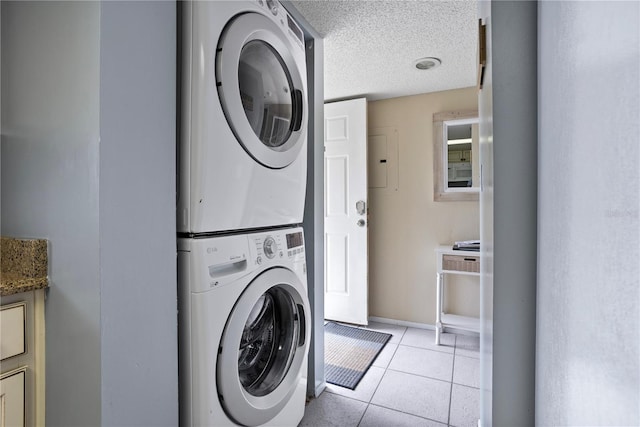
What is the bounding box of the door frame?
[289,4,539,419]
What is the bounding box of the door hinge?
[477,19,487,90]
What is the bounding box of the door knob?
[357,219,366,227]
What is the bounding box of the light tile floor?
[299,322,480,427]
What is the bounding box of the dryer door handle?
[296,303,306,347]
[292,89,304,132]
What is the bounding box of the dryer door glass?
[216,12,307,169]
[238,285,300,397]
[238,41,294,150]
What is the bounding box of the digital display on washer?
[286,232,303,249]
[287,15,303,44]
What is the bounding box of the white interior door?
[324,98,368,325]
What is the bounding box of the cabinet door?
[0,369,26,427]
[448,150,463,162]
[0,303,26,361]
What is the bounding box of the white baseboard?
[367,316,480,337]
[443,326,480,337]
[314,381,326,398]
[367,316,435,330]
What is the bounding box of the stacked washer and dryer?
[177,1,311,426]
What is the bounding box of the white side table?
[435,246,480,345]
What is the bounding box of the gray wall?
[479,1,538,425]
[99,2,178,425]
[1,1,178,425]
[537,2,639,424]
[304,35,326,397]
[284,1,326,398]
[477,0,493,423]
[1,2,102,425]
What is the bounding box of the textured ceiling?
[290,0,478,101]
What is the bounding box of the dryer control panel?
[254,0,305,50]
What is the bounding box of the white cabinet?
[0,290,45,426]
[435,246,480,345]
[1,303,26,360]
[0,368,26,426]
[448,149,472,163]
[448,150,463,162]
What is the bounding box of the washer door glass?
[238,40,294,150]
[216,268,311,426]
[238,286,299,396]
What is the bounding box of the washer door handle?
[292,89,303,131]
[296,304,306,346]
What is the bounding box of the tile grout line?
[357,335,400,427]
[364,338,398,404]
[384,366,454,385]
[355,403,368,427]
[448,334,458,427]
[382,331,456,426]
[389,327,408,347]
[365,401,451,426]
[316,329,479,427]
[397,342,456,355]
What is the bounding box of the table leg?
[435,272,443,345]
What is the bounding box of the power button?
[266,0,278,15]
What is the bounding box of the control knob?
[263,236,277,259]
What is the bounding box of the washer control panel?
[248,228,305,267]
[284,230,304,258]
[251,233,284,265]
[178,227,306,293]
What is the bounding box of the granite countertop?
[1,237,49,296]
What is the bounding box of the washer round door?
[217,267,311,426]
[216,12,307,169]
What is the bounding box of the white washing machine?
[179,0,308,235]
[178,227,311,426]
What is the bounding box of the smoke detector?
[414,57,442,70]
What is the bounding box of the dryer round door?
[216,12,307,170]
[217,267,311,426]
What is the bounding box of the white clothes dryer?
[178,227,311,426]
[179,0,308,235]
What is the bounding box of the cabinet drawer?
[0,303,26,360]
[0,367,26,427]
[443,254,480,273]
